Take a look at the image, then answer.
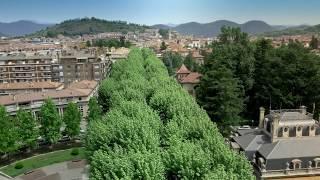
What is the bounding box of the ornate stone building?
[231,106,320,179]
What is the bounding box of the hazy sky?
[0,0,319,25]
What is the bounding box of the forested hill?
[263,24,320,36]
[32,17,149,37]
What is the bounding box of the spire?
[176,64,190,74]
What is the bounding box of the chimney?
[272,114,280,142]
[259,107,265,128]
[300,106,307,115]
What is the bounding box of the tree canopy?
[39,99,62,144]
[87,48,253,179]
[63,102,81,138]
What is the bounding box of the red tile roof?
[176,64,191,74]
[180,72,202,84]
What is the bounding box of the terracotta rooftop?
[0,81,63,90]
[176,64,191,74]
[0,80,98,106]
[180,72,202,84]
[68,80,98,90]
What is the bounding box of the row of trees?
[0,99,82,156]
[86,49,253,179]
[196,27,320,134]
[87,36,131,48]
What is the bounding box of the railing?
[261,167,320,178]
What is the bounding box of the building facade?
[176,64,201,97]
[0,54,112,85]
[231,106,320,179]
[0,56,53,83]
[0,80,98,121]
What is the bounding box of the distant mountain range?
[0,20,53,37]
[152,20,289,37]
[262,24,320,36]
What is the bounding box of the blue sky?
[0,0,319,25]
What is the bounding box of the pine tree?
[196,63,244,134]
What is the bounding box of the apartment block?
[0,56,54,83]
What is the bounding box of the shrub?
[14,162,23,169]
[71,148,79,156]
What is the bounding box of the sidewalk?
[13,160,88,180]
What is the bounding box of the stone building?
[176,64,201,96]
[231,106,320,179]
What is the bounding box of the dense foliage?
[197,27,320,129]
[39,99,62,144]
[0,98,83,156]
[86,48,254,179]
[32,17,149,37]
[91,37,131,48]
[63,102,81,138]
[159,29,169,39]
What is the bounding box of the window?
[291,159,302,170]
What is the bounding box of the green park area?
[0,147,86,177]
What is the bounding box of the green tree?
[159,29,169,39]
[16,109,39,148]
[160,41,167,51]
[309,35,319,49]
[87,97,102,122]
[0,106,19,155]
[162,51,183,75]
[86,40,91,47]
[184,52,200,72]
[196,64,244,134]
[63,102,81,138]
[39,99,62,144]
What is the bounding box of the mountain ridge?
[152,20,299,37]
[0,20,53,37]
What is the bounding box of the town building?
[0,55,55,83]
[231,106,320,179]
[0,81,64,96]
[0,52,112,85]
[53,55,110,85]
[0,80,98,122]
[176,64,201,96]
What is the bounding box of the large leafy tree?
[87,97,102,122]
[63,102,81,138]
[0,106,19,155]
[39,99,62,144]
[16,109,39,148]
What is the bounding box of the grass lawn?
[0,147,86,177]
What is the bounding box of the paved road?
[13,160,88,180]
